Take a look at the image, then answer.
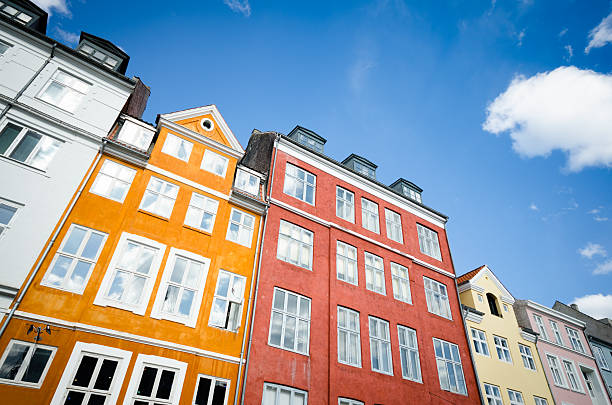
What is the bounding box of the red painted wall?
[243,148,480,404]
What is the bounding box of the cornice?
[525,300,586,328]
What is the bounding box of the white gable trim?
[525,300,586,328]
[159,105,244,153]
[468,265,515,304]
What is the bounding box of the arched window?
[487,293,501,317]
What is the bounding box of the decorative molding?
[457,282,484,294]
[521,330,537,343]
[465,311,483,324]
[466,265,515,304]
[146,163,230,201]
[159,118,243,159]
[525,300,586,328]
[229,191,267,215]
[104,141,148,168]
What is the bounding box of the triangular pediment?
[470,265,515,304]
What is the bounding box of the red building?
[239,127,480,405]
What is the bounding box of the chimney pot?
[570,303,578,310]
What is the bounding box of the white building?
[0,0,149,309]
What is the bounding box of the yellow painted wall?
[460,272,555,405]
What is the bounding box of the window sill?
[338,360,362,369]
[183,224,213,236]
[40,281,85,295]
[268,343,309,357]
[427,311,454,322]
[89,190,126,204]
[137,209,170,221]
[0,379,42,389]
[371,369,394,377]
[208,324,239,334]
[0,155,49,177]
[277,257,313,272]
[365,288,386,297]
[151,313,195,328]
[401,376,423,384]
[34,96,76,116]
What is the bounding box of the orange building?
[0,105,267,405]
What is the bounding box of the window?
[337,307,361,367]
[534,397,549,405]
[424,277,451,319]
[125,354,187,405]
[38,70,89,113]
[565,327,585,353]
[493,336,512,363]
[151,248,210,327]
[518,343,536,370]
[477,294,483,303]
[192,374,229,405]
[402,185,422,203]
[283,163,315,205]
[161,133,193,162]
[94,233,166,315]
[0,340,56,387]
[90,159,136,203]
[115,120,154,150]
[234,168,260,196]
[433,338,467,395]
[385,209,403,243]
[78,43,120,70]
[550,320,563,345]
[470,328,489,356]
[0,198,20,238]
[295,132,323,153]
[0,122,60,170]
[209,270,246,332]
[50,343,131,405]
[336,187,354,222]
[533,314,549,340]
[42,224,107,293]
[140,177,179,218]
[562,360,583,392]
[361,198,379,233]
[417,224,441,260]
[390,262,411,303]
[277,220,313,270]
[268,288,311,355]
[483,383,502,405]
[0,4,34,25]
[336,241,357,285]
[226,208,255,248]
[353,160,375,178]
[398,325,421,382]
[201,150,229,177]
[546,354,566,387]
[0,40,9,55]
[487,293,501,317]
[184,192,219,233]
[364,252,385,295]
[200,118,214,131]
[593,346,610,370]
[508,389,525,405]
[369,317,392,375]
[503,304,509,312]
[262,383,307,405]
[339,399,363,405]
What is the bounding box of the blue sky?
[38,0,612,318]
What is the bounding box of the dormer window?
[403,185,421,203]
[342,154,377,180]
[390,178,423,203]
[115,118,155,151]
[0,3,34,25]
[78,43,119,70]
[234,168,260,196]
[487,293,501,317]
[76,33,129,74]
[287,126,326,154]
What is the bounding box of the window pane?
[136,366,157,397]
[28,136,60,170]
[20,347,52,383]
[64,391,86,405]
[9,131,40,162]
[0,123,21,155]
[92,358,118,391]
[155,369,175,399]
[82,233,105,260]
[194,377,212,405]
[67,260,91,289]
[0,343,29,380]
[0,203,17,225]
[72,355,98,387]
[178,289,195,316]
[47,255,72,285]
[212,380,227,404]
[269,312,283,346]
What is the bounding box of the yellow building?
[0,105,267,404]
[458,265,555,405]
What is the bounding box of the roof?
[342,153,378,169]
[79,32,130,74]
[287,125,327,144]
[457,265,486,285]
[390,178,423,193]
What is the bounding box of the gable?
[470,265,515,304]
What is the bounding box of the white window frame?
[483,383,503,405]
[122,354,187,405]
[423,277,452,320]
[339,399,363,405]
[41,224,108,294]
[398,325,421,382]
[192,374,230,405]
[336,186,354,222]
[115,119,154,151]
[0,197,22,240]
[0,121,61,171]
[93,232,167,315]
[417,223,442,260]
[433,337,467,395]
[277,220,313,270]
[507,389,525,405]
[565,327,585,353]
[390,262,411,304]
[545,353,567,388]
[208,270,247,332]
[550,320,563,345]
[534,397,549,405]
[90,159,136,203]
[360,197,379,234]
[234,168,261,196]
[369,316,393,375]
[364,252,385,295]
[37,69,90,113]
[184,192,219,233]
[470,328,490,357]
[0,339,56,387]
[150,248,211,327]
[283,163,316,205]
[384,208,403,244]
[493,335,512,363]
[533,314,549,340]
[201,149,229,177]
[593,345,610,371]
[336,241,358,286]
[268,287,311,356]
[139,176,179,219]
[337,306,361,368]
[161,132,193,162]
[50,342,132,405]
[226,208,255,248]
[561,359,584,392]
[518,343,536,371]
[262,382,307,405]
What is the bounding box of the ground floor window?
[124,354,187,405]
[262,382,307,405]
[0,339,56,387]
[192,374,229,405]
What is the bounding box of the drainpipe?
[239,133,281,405]
[0,43,56,121]
[0,139,106,338]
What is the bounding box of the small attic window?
[342,154,377,180]
[0,3,34,25]
[402,184,422,203]
[390,179,423,204]
[287,126,326,153]
[297,133,323,153]
[78,42,120,70]
[115,119,155,151]
[354,160,375,178]
[200,118,214,132]
[487,293,501,317]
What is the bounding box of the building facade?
[0,0,148,309]
[458,265,555,405]
[0,105,266,405]
[554,301,612,401]
[515,300,611,405]
[241,127,480,404]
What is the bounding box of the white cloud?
[517,29,526,46]
[223,0,251,17]
[55,27,79,45]
[572,294,612,318]
[564,45,573,61]
[348,39,377,95]
[578,242,607,259]
[594,259,612,275]
[585,12,612,54]
[559,28,568,37]
[483,66,612,172]
[594,216,609,222]
[529,203,538,211]
[589,208,601,214]
[32,0,70,16]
